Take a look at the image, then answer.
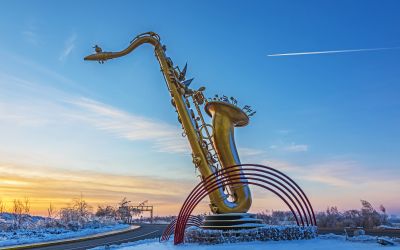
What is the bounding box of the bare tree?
[131,208,142,217]
[12,199,24,228]
[379,204,386,214]
[48,203,55,219]
[59,193,93,230]
[23,197,30,214]
[0,199,5,213]
[379,204,388,225]
[117,197,132,223]
[13,199,23,215]
[316,200,389,228]
[96,205,117,219]
[360,200,381,228]
[72,193,92,219]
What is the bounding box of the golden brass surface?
[84,32,252,214]
[205,101,252,212]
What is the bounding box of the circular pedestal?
[185,225,318,244]
[201,213,264,230]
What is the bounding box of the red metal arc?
[160,215,202,242]
[171,164,316,245]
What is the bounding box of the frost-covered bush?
[256,211,297,225]
[316,200,390,228]
[0,213,50,232]
[96,205,117,219]
[58,195,97,230]
[0,211,128,248]
[185,225,317,244]
[0,195,122,234]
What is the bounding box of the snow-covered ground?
[376,225,400,229]
[0,213,130,248]
[91,234,400,250]
[0,223,130,248]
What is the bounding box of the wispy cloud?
[0,162,199,216]
[22,23,39,45]
[0,72,78,127]
[22,31,39,45]
[261,158,399,190]
[268,142,308,152]
[0,69,189,154]
[0,52,90,95]
[260,158,351,186]
[283,143,308,152]
[252,158,400,213]
[59,33,77,61]
[276,129,292,135]
[267,46,400,57]
[68,97,189,153]
[239,147,266,157]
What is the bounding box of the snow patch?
[92,236,400,250]
[0,213,129,248]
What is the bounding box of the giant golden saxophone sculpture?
[84,32,256,214]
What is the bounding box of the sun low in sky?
[0,0,399,216]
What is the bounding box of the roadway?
[23,224,167,250]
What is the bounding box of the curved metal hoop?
[160,215,203,242]
[172,164,316,245]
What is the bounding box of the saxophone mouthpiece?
[84,52,112,63]
[84,45,106,61]
[84,53,100,61]
[83,53,107,64]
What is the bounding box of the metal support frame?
[130,205,154,223]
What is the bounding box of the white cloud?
[260,158,400,190]
[68,97,190,153]
[283,143,309,152]
[22,31,39,45]
[268,142,308,152]
[59,33,77,61]
[239,147,266,157]
[22,22,39,45]
[0,71,189,154]
[276,129,291,135]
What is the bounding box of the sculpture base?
[186,225,318,244]
[201,213,264,230]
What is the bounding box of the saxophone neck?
[83,32,162,63]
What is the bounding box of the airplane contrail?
[267,46,400,57]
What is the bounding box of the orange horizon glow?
[1,162,399,217]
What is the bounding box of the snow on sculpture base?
[185,225,318,244]
[201,213,264,230]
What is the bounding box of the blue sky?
[0,1,399,215]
